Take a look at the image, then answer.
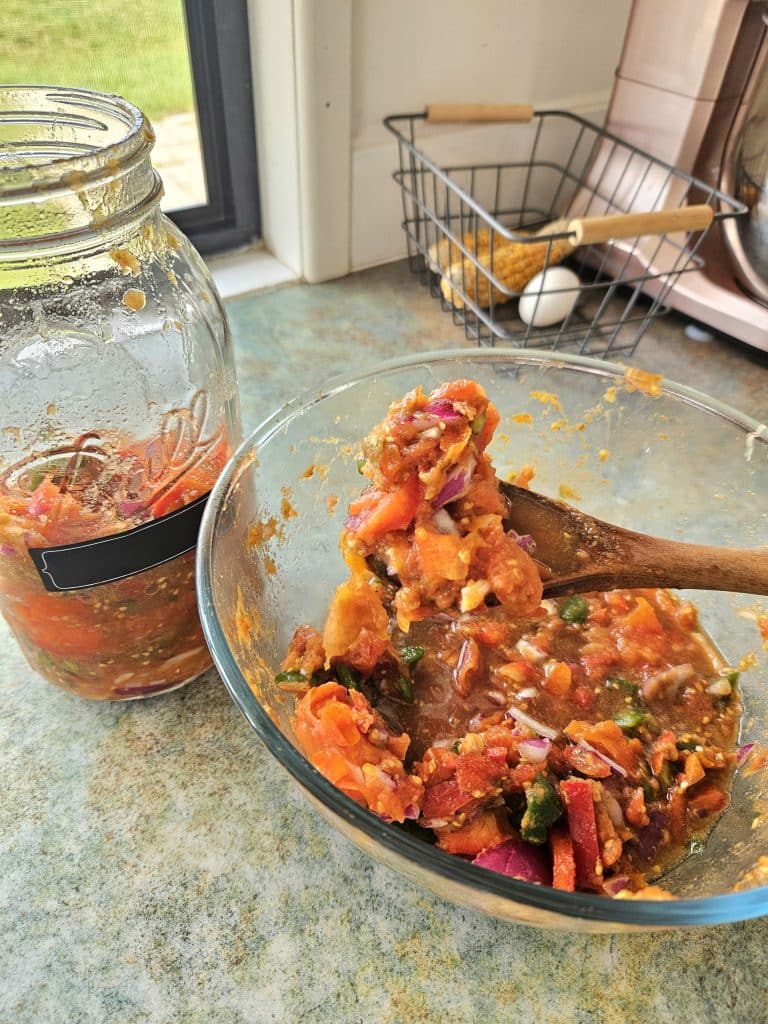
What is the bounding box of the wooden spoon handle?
[622,534,768,595]
[424,103,535,124]
[543,536,768,598]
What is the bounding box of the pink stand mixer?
[606,0,768,351]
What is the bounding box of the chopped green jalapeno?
[658,762,674,791]
[726,670,740,687]
[520,773,562,844]
[399,645,425,668]
[606,676,639,696]
[560,596,589,624]
[451,740,461,754]
[614,708,658,733]
[471,411,487,435]
[337,664,360,690]
[274,670,307,684]
[356,458,366,474]
[396,676,414,703]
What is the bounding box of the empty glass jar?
[0,86,241,699]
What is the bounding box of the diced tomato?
[27,478,60,517]
[150,435,228,517]
[429,378,486,408]
[562,744,611,779]
[565,720,643,778]
[588,606,610,627]
[282,625,325,677]
[682,752,705,788]
[2,588,107,658]
[573,685,596,711]
[421,779,475,820]
[509,762,539,788]
[294,682,422,823]
[580,649,617,682]
[665,786,688,841]
[345,473,420,541]
[322,576,389,665]
[605,592,631,614]
[625,787,650,828]
[343,626,388,675]
[686,782,727,818]
[650,730,679,777]
[435,807,513,856]
[410,527,469,583]
[551,825,576,891]
[462,457,507,516]
[544,661,572,696]
[455,752,506,795]
[560,778,603,891]
[478,520,543,616]
[622,596,663,634]
[462,617,511,647]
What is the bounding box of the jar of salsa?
[0,87,241,699]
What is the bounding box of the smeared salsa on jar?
[0,418,228,700]
[279,380,740,897]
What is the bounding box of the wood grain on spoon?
[500,481,768,598]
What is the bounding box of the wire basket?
[384,105,746,357]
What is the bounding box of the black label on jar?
[28,492,210,592]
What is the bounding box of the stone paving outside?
[152,110,207,211]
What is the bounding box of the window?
[0,0,259,253]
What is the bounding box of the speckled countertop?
[3,262,768,1023]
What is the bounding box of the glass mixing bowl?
[196,349,768,931]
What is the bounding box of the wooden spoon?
[500,481,768,598]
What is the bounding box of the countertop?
[3,262,768,1024]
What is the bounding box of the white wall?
[349,0,632,270]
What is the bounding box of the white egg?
[518,267,581,327]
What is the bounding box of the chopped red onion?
[432,471,467,510]
[706,679,732,697]
[634,808,668,862]
[0,543,16,557]
[419,816,450,829]
[508,530,537,555]
[473,836,552,885]
[505,706,560,740]
[603,875,633,896]
[642,663,695,701]
[403,804,420,820]
[577,739,628,778]
[28,488,52,516]
[518,738,551,763]
[603,790,625,829]
[117,499,145,517]
[425,400,464,421]
[737,743,755,767]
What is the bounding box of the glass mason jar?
[0,87,241,700]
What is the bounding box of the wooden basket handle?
[568,206,713,246]
[425,103,535,124]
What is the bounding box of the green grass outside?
[0,0,195,120]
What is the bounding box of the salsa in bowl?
[197,350,768,930]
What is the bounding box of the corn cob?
[426,228,496,272]
[439,222,573,310]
